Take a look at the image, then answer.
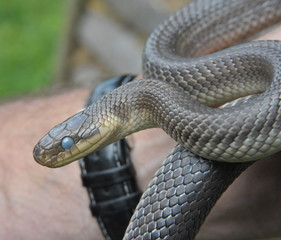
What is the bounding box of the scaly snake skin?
[124,146,252,239]
[33,0,281,239]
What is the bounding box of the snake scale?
[34,0,281,239]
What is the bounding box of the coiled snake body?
[34,0,281,239]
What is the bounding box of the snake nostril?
[33,145,46,163]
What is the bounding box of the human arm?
[1,25,281,240]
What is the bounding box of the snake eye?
[61,137,74,150]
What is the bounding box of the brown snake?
[33,0,281,239]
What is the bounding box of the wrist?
[0,88,103,240]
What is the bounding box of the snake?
[33,0,281,239]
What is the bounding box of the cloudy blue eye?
[61,137,74,150]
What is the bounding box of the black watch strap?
[79,75,142,240]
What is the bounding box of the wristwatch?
[79,75,142,240]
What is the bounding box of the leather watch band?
[79,75,142,240]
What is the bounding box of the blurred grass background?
[0,0,66,98]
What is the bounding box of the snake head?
[33,108,122,168]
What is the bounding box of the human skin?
[0,26,281,240]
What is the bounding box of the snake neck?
[86,74,281,163]
[86,79,201,144]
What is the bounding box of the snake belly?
[33,0,281,239]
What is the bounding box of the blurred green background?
[0,0,66,98]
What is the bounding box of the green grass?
[0,0,66,98]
